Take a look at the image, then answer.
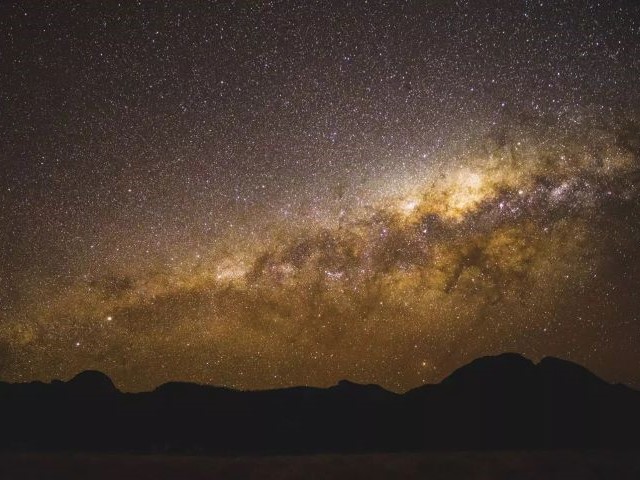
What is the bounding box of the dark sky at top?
[1,0,640,391]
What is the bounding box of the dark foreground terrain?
[3,353,640,453]
[2,451,640,480]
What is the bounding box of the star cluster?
[1,0,640,391]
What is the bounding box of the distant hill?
[2,353,639,453]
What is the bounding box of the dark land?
[2,353,640,455]
[3,450,640,480]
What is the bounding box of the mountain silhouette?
[67,370,118,395]
[2,353,639,453]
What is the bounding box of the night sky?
[1,0,640,392]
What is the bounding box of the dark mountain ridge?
[2,353,639,453]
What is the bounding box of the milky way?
[1,1,640,391]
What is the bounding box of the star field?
[1,0,640,391]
